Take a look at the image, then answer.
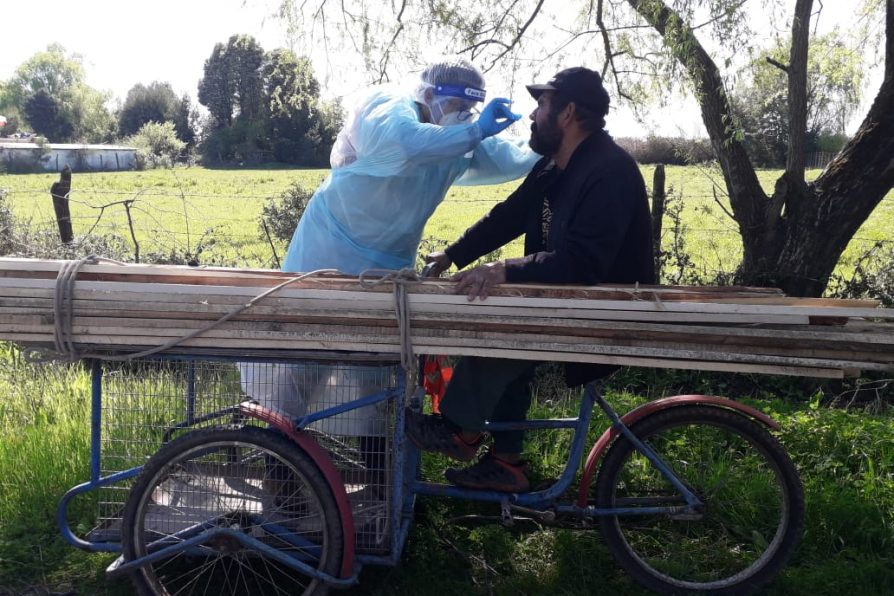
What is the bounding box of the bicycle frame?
[410,383,769,517]
[58,354,784,590]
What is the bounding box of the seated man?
[406,67,656,492]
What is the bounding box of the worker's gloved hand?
[477,98,521,138]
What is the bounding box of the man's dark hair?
[548,93,606,132]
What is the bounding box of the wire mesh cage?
[90,357,400,555]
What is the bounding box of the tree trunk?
[785,0,812,183]
[631,0,894,297]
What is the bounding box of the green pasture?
[0,165,892,594]
[1,164,891,279]
[0,353,891,595]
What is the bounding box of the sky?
[0,0,884,138]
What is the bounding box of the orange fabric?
[423,355,453,414]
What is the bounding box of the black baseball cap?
[526,67,610,116]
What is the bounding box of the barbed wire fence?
[0,168,892,284]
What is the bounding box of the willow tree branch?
[485,0,547,71]
[376,0,406,83]
[627,0,767,233]
[786,0,813,184]
[596,0,634,101]
[690,0,749,31]
[766,56,789,72]
[457,39,512,54]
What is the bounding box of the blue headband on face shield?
[433,84,486,103]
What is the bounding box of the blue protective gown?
[282,89,539,274]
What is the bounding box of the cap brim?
[526,83,556,99]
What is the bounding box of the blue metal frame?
[60,354,706,589]
[407,384,702,516]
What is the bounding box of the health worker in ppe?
[240,60,537,493]
[281,57,539,275]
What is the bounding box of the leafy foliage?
[2,44,116,142]
[260,179,315,243]
[198,35,266,128]
[197,37,342,166]
[127,121,186,170]
[118,81,181,137]
[23,89,73,140]
[827,241,894,307]
[731,32,864,167]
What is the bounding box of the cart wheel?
[595,406,804,595]
[121,426,344,596]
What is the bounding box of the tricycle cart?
[58,351,803,595]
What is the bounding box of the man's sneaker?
[405,409,484,461]
[445,450,530,493]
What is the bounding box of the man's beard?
[529,118,562,156]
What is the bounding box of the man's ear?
[560,102,576,127]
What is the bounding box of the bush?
[615,136,715,165]
[201,118,270,165]
[128,121,185,170]
[0,188,16,254]
[260,180,316,244]
[827,241,894,307]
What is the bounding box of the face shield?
[415,81,486,126]
[431,96,479,126]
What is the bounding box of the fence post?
[651,164,666,279]
[50,164,74,244]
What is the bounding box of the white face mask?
[431,97,476,126]
[438,111,468,127]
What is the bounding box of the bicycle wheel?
[121,426,344,596]
[595,405,803,595]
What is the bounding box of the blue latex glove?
[477,97,521,138]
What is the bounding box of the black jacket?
[445,129,655,386]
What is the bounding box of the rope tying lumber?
[28,259,340,364]
[359,268,424,394]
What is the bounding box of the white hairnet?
[412,58,486,108]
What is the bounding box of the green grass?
[2,164,891,277]
[0,355,891,594]
[0,165,892,593]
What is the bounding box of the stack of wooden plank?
[1,258,892,378]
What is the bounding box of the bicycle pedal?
[500,499,514,527]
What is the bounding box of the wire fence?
[1,176,892,279]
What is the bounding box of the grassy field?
[0,165,892,594]
[0,356,891,595]
[1,164,891,278]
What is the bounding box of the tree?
[733,33,865,167]
[118,81,180,137]
[64,83,117,143]
[173,94,198,147]
[264,48,330,164]
[128,121,186,169]
[2,45,116,142]
[625,0,892,297]
[275,0,893,297]
[198,35,266,128]
[23,89,72,140]
[4,44,85,109]
[197,42,235,127]
[198,37,339,165]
